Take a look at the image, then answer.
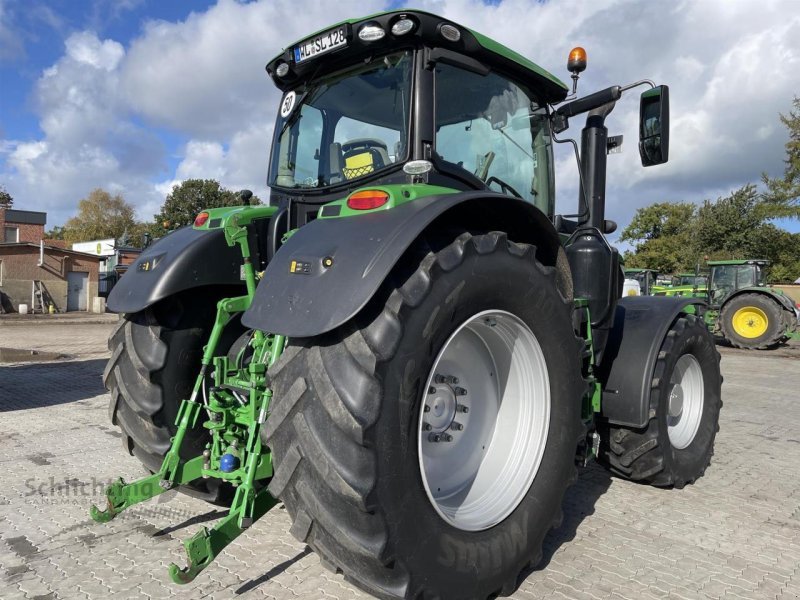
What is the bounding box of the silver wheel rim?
[667,354,704,449]
[417,309,550,531]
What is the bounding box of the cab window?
[434,62,554,215]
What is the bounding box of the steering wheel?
[486,175,523,199]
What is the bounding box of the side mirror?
[638,85,669,166]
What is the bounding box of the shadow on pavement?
[517,463,613,586]
[153,509,228,537]
[0,359,107,411]
[235,547,313,595]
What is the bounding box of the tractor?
[91,10,723,599]
[652,272,709,298]
[702,259,799,349]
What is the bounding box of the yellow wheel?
[731,306,768,339]
[720,293,785,349]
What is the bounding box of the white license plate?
[293,27,347,64]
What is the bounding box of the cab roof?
[707,259,769,266]
[266,9,569,103]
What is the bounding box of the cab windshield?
[269,51,412,190]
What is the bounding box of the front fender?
[107,226,244,313]
[241,192,562,337]
[597,296,706,428]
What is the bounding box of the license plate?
[293,26,347,64]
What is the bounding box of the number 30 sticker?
[280,91,296,118]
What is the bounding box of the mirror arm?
[619,79,656,93]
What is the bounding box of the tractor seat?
[341,138,391,179]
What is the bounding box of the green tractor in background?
[90,10,724,599]
[651,272,709,298]
[703,259,799,349]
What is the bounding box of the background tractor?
[704,259,799,349]
[92,10,723,599]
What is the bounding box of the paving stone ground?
[0,319,798,600]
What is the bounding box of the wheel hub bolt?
[434,374,459,385]
[424,405,431,412]
[428,432,453,443]
[454,387,467,396]
[450,422,463,431]
[423,422,432,431]
[428,386,436,394]
[456,404,469,413]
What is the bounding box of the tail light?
[194,212,210,227]
[347,190,389,210]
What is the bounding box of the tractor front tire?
[265,232,585,599]
[601,314,722,487]
[103,290,239,503]
[720,293,785,350]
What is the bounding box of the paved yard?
[0,318,798,599]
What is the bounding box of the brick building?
[0,207,101,313]
[1,207,46,243]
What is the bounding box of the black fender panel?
[722,287,797,315]
[242,192,562,337]
[597,296,706,428]
[107,226,244,314]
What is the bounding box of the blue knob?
[219,453,240,473]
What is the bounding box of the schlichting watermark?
[22,477,176,507]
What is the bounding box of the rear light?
[194,212,210,227]
[347,189,389,210]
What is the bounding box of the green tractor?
[652,272,709,298]
[703,259,799,349]
[91,10,723,598]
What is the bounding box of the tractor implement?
[93,10,722,598]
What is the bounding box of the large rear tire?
[265,232,585,599]
[103,290,242,502]
[719,293,785,350]
[600,314,722,487]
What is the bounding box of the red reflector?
[347,190,389,210]
[194,212,210,227]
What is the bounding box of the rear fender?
[723,287,797,315]
[597,296,706,428]
[241,192,565,338]
[107,226,244,314]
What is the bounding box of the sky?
[0,0,798,242]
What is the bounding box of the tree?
[0,184,13,208]
[693,184,765,257]
[63,189,137,244]
[155,179,261,230]
[619,202,697,272]
[761,96,800,220]
[45,225,66,240]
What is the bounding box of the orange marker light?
[347,190,390,210]
[194,212,210,227]
[567,47,587,73]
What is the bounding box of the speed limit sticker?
[280,91,296,118]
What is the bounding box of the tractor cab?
[265,11,567,225]
[673,273,708,288]
[264,9,666,239]
[708,259,768,304]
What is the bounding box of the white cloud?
[1,0,798,233]
[0,0,24,62]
